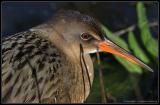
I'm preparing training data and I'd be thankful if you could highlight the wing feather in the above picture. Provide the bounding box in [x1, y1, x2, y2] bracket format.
[2, 30, 71, 103]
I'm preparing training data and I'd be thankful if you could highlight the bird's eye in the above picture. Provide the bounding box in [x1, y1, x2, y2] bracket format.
[80, 33, 92, 41]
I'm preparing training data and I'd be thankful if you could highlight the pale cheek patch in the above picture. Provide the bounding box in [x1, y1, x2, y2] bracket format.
[84, 49, 99, 55]
[88, 49, 98, 54]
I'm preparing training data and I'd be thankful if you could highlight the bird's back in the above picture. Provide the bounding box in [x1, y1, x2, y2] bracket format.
[2, 30, 79, 103]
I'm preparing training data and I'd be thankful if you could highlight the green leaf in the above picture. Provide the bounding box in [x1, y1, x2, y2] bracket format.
[128, 31, 150, 63]
[101, 25, 129, 50]
[101, 25, 143, 74]
[137, 2, 158, 58]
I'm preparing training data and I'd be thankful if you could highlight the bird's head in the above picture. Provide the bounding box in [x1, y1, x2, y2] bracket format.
[50, 10, 153, 72]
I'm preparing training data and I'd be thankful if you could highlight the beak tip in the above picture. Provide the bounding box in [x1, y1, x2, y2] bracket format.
[149, 69, 154, 72]
[144, 65, 154, 72]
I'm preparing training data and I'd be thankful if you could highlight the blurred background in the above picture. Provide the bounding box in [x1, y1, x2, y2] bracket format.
[2, 1, 158, 103]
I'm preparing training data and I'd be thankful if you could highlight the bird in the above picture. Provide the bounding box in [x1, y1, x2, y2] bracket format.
[2, 10, 153, 103]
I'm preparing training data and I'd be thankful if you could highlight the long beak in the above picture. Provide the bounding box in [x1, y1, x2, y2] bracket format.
[98, 39, 153, 72]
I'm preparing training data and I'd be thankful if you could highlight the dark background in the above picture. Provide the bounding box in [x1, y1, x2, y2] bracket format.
[2, 2, 158, 36]
[1, 1, 158, 103]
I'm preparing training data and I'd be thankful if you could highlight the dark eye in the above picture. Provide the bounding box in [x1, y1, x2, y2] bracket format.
[80, 33, 92, 41]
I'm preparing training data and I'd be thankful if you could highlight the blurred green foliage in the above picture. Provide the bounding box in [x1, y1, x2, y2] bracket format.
[128, 31, 150, 63]
[86, 2, 158, 103]
[137, 2, 158, 59]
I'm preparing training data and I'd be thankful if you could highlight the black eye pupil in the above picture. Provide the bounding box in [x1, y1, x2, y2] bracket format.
[81, 33, 91, 40]
[83, 34, 88, 38]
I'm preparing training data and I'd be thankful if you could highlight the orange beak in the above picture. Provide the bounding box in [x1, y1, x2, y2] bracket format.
[98, 40, 153, 72]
